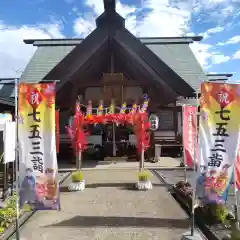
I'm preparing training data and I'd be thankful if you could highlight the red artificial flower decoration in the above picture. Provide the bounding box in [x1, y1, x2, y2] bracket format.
[67, 103, 150, 155]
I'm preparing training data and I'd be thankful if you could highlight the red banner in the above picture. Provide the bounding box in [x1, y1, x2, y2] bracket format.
[183, 106, 197, 167]
[55, 109, 60, 153]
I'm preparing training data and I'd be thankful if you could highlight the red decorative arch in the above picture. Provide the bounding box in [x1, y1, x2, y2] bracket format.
[66, 101, 150, 156]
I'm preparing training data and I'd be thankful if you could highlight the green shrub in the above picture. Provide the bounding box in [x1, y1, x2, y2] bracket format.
[0, 194, 18, 229]
[71, 171, 84, 182]
[0, 193, 32, 234]
[202, 203, 229, 225]
[215, 204, 228, 224]
[138, 170, 150, 182]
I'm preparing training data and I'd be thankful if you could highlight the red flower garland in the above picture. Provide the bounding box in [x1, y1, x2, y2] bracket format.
[67, 104, 150, 155]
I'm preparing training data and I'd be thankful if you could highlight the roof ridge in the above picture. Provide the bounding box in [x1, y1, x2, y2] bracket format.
[23, 36, 202, 45]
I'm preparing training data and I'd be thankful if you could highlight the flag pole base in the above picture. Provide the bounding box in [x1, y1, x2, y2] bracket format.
[181, 231, 204, 240]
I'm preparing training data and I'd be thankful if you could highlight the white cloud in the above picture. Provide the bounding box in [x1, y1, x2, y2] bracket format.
[233, 50, 240, 59]
[73, 0, 234, 69]
[73, 0, 191, 37]
[73, 16, 95, 37]
[202, 26, 224, 39]
[189, 42, 213, 68]
[217, 35, 240, 46]
[211, 54, 230, 64]
[0, 22, 64, 77]
[227, 36, 240, 44]
[73, 0, 213, 68]
[0, 0, 236, 79]
[73, 0, 137, 37]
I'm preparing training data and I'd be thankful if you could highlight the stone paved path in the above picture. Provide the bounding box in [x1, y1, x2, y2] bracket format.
[59, 157, 181, 171]
[16, 169, 195, 240]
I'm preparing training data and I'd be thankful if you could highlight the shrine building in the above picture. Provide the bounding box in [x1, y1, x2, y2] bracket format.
[0, 1, 234, 162]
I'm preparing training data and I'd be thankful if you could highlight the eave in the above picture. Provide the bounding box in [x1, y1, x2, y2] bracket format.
[0, 97, 14, 107]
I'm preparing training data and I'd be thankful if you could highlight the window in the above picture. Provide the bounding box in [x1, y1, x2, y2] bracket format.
[158, 110, 174, 130]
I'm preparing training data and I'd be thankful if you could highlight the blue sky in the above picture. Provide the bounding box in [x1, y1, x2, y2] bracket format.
[0, 0, 239, 81]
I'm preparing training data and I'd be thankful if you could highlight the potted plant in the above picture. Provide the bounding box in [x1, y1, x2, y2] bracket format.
[136, 170, 152, 190]
[68, 171, 85, 191]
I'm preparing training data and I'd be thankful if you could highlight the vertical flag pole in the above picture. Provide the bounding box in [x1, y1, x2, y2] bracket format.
[140, 143, 144, 171]
[76, 96, 82, 171]
[233, 166, 240, 229]
[182, 104, 188, 183]
[112, 99, 116, 158]
[14, 78, 20, 240]
[190, 91, 199, 236]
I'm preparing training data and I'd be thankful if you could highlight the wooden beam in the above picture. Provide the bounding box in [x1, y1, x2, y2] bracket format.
[70, 77, 149, 87]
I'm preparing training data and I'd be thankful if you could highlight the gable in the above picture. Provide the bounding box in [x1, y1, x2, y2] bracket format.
[20, 37, 206, 94]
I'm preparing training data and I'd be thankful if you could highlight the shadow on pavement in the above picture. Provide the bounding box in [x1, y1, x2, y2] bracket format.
[43, 216, 190, 229]
[60, 182, 166, 192]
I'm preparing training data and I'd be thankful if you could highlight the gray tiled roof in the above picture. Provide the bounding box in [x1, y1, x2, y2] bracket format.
[20, 45, 77, 83]
[0, 97, 14, 106]
[0, 79, 15, 101]
[20, 38, 206, 91]
[145, 44, 206, 91]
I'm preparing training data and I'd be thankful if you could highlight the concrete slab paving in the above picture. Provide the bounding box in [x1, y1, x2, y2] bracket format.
[16, 169, 195, 240]
[59, 157, 181, 171]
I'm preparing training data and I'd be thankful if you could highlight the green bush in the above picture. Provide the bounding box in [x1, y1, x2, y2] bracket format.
[215, 204, 228, 224]
[0, 194, 18, 230]
[201, 203, 229, 225]
[0, 194, 32, 234]
[138, 170, 150, 182]
[71, 171, 84, 182]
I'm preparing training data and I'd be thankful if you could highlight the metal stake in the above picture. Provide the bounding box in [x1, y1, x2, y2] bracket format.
[140, 139, 145, 171]
[14, 78, 20, 240]
[190, 91, 199, 236]
[182, 104, 188, 183]
[233, 167, 239, 229]
[112, 122, 116, 157]
[77, 148, 82, 171]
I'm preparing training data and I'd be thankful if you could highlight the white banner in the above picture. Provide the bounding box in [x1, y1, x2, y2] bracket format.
[197, 82, 240, 204]
[18, 83, 60, 210]
[4, 122, 16, 163]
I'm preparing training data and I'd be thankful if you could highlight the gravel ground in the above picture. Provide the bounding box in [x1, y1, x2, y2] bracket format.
[14, 169, 200, 240]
